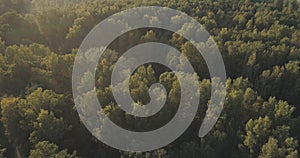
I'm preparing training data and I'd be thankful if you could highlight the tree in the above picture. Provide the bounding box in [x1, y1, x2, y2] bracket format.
[178, 142, 201, 158]
[0, 11, 42, 45]
[43, 53, 75, 93]
[242, 97, 298, 157]
[121, 149, 169, 158]
[0, 0, 30, 14]
[36, 9, 76, 52]
[244, 116, 272, 156]
[129, 65, 156, 104]
[0, 147, 6, 158]
[259, 137, 298, 158]
[259, 137, 282, 158]
[0, 97, 23, 146]
[29, 109, 71, 144]
[274, 0, 284, 10]
[29, 141, 78, 158]
[0, 88, 70, 157]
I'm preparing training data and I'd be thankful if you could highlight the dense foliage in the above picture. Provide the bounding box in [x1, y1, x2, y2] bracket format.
[0, 0, 300, 157]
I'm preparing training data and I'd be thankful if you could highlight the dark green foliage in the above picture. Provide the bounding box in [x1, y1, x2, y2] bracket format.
[29, 141, 79, 158]
[0, 0, 299, 157]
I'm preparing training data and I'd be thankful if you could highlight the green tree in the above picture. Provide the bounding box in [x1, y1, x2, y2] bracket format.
[29, 109, 71, 144]
[29, 141, 78, 158]
[36, 9, 76, 52]
[0, 147, 6, 158]
[259, 137, 282, 158]
[0, 11, 42, 45]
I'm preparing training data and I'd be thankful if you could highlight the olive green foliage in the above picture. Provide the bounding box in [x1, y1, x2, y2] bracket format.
[0, 0, 299, 157]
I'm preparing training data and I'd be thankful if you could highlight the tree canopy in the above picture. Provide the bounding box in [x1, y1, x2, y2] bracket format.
[0, 0, 300, 157]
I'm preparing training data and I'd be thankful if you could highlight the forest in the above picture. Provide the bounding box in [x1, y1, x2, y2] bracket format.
[0, 0, 300, 157]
